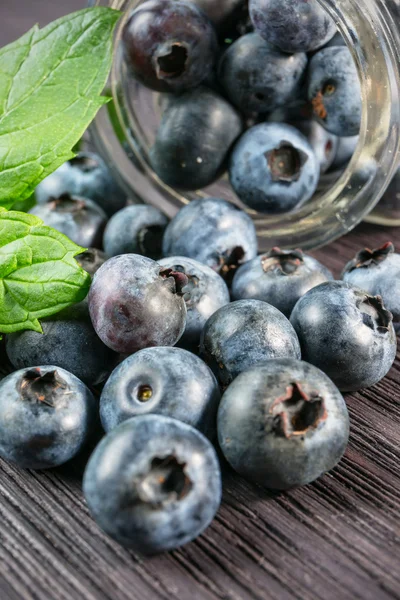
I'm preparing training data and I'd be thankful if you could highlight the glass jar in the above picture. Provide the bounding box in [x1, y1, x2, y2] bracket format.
[89, 0, 400, 250]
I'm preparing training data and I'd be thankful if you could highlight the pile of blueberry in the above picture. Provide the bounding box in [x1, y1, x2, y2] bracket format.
[0, 145, 398, 555]
[121, 0, 362, 214]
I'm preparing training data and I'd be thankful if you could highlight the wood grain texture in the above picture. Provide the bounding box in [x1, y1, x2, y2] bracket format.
[1, 3, 400, 599]
[1, 226, 400, 600]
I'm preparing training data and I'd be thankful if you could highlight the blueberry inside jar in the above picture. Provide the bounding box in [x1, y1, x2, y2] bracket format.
[90, 0, 400, 250]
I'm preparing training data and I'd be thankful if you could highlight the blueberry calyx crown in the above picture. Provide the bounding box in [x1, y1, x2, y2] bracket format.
[261, 248, 304, 276]
[358, 294, 393, 334]
[165, 264, 200, 306]
[270, 382, 327, 439]
[345, 242, 395, 273]
[19, 368, 67, 408]
[155, 42, 189, 80]
[137, 384, 153, 402]
[159, 267, 189, 296]
[312, 90, 328, 121]
[265, 143, 308, 183]
[314, 79, 337, 121]
[136, 455, 193, 507]
[69, 155, 99, 173]
[48, 193, 86, 213]
[325, 139, 334, 159]
[218, 246, 246, 283]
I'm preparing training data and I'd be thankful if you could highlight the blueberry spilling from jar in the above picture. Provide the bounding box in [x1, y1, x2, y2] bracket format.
[121, 0, 362, 214]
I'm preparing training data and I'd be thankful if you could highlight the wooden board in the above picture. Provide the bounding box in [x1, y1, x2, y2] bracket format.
[1, 222, 400, 600]
[1, 3, 400, 599]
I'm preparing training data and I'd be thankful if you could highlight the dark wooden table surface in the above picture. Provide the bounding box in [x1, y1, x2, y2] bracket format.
[1, 3, 400, 600]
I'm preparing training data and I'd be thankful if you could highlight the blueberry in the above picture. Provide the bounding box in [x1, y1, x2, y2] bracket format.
[291, 120, 338, 174]
[290, 281, 397, 391]
[30, 194, 107, 249]
[0, 366, 96, 469]
[150, 87, 243, 190]
[200, 299, 301, 387]
[232, 248, 333, 317]
[218, 358, 349, 490]
[267, 102, 314, 124]
[323, 31, 347, 49]
[100, 347, 220, 438]
[249, 0, 336, 53]
[308, 47, 361, 137]
[88, 254, 187, 354]
[103, 205, 169, 260]
[83, 415, 221, 553]
[158, 256, 230, 350]
[342, 242, 400, 331]
[188, 0, 244, 26]
[76, 248, 108, 277]
[229, 123, 320, 214]
[162, 198, 258, 282]
[6, 304, 116, 386]
[218, 33, 307, 114]
[122, 0, 218, 93]
[329, 135, 359, 171]
[268, 110, 338, 173]
[35, 152, 126, 217]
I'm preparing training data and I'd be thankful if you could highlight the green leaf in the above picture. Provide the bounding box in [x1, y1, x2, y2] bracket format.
[0, 7, 121, 209]
[11, 193, 36, 213]
[0, 208, 91, 333]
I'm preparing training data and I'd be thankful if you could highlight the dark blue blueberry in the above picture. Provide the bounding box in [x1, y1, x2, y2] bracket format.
[30, 194, 107, 249]
[308, 47, 361, 137]
[83, 415, 221, 553]
[267, 102, 314, 124]
[200, 299, 301, 387]
[158, 256, 230, 350]
[229, 123, 320, 214]
[0, 366, 96, 470]
[249, 0, 336, 53]
[6, 304, 117, 386]
[103, 205, 169, 260]
[88, 254, 187, 354]
[218, 358, 349, 489]
[35, 152, 126, 217]
[122, 0, 218, 93]
[163, 198, 257, 282]
[218, 33, 307, 114]
[189, 0, 245, 26]
[100, 347, 220, 438]
[329, 135, 359, 171]
[342, 242, 400, 331]
[150, 87, 243, 190]
[76, 248, 108, 277]
[232, 248, 333, 317]
[290, 281, 397, 391]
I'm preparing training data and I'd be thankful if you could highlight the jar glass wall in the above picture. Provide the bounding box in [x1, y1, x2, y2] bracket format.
[89, 0, 400, 250]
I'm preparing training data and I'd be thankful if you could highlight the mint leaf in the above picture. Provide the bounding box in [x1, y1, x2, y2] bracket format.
[11, 193, 36, 213]
[0, 7, 121, 209]
[0, 208, 91, 333]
